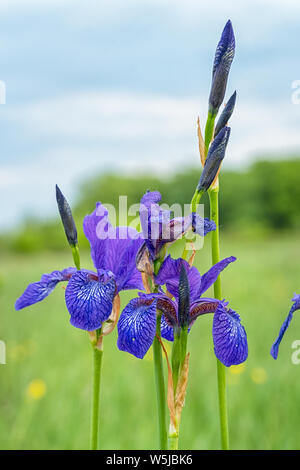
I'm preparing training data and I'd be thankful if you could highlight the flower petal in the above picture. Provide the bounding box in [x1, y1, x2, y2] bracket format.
[212, 303, 248, 367]
[15, 267, 76, 310]
[84, 203, 142, 290]
[65, 269, 116, 331]
[155, 256, 201, 303]
[198, 256, 236, 297]
[160, 315, 174, 342]
[271, 294, 300, 359]
[117, 297, 157, 359]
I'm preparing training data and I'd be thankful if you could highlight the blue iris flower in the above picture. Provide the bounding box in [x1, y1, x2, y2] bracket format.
[15, 202, 144, 331]
[271, 294, 300, 359]
[117, 255, 248, 367]
[137, 191, 216, 265]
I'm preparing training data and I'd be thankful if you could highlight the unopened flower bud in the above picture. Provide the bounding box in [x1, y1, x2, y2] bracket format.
[214, 90, 236, 137]
[208, 20, 235, 116]
[55, 185, 78, 247]
[197, 126, 231, 192]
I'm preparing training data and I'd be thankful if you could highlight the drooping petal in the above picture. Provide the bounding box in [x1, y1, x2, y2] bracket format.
[189, 298, 220, 321]
[271, 294, 300, 359]
[198, 256, 236, 297]
[165, 213, 215, 242]
[15, 267, 76, 310]
[117, 297, 157, 359]
[160, 314, 174, 342]
[212, 303, 248, 367]
[65, 269, 116, 331]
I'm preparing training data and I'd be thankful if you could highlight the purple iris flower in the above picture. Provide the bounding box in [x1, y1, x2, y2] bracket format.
[15, 202, 144, 331]
[271, 294, 300, 359]
[137, 191, 216, 264]
[209, 20, 235, 116]
[117, 255, 248, 367]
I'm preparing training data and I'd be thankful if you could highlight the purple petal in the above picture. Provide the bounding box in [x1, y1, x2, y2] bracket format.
[160, 314, 174, 342]
[65, 269, 116, 331]
[15, 267, 76, 310]
[271, 294, 300, 359]
[198, 256, 236, 297]
[117, 297, 157, 359]
[212, 303, 248, 367]
[189, 298, 220, 322]
[84, 203, 142, 290]
[155, 256, 201, 303]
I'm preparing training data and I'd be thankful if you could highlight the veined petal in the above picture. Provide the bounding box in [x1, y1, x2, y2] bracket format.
[117, 297, 157, 359]
[189, 298, 220, 322]
[160, 314, 174, 342]
[155, 256, 201, 304]
[198, 256, 236, 297]
[212, 303, 248, 367]
[271, 294, 300, 359]
[15, 267, 76, 310]
[65, 269, 116, 331]
[84, 202, 142, 290]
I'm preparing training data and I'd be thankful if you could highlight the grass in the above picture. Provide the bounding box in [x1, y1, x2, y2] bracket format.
[1, 231, 300, 450]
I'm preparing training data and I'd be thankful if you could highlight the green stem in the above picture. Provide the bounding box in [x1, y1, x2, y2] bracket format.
[153, 312, 168, 450]
[168, 424, 179, 450]
[208, 188, 229, 450]
[90, 337, 103, 450]
[204, 111, 216, 156]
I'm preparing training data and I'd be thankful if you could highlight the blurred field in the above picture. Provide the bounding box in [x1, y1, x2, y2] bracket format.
[1, 231, 300, 450]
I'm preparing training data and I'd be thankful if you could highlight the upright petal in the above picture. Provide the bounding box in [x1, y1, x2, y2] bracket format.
[15, 267, 76, 310]
[212, 303, 248, 367]
[155, 256, 201, 304]
[117, 297, 157, 359]
[84, 203, 142, 290]
[198, 256, 236, 297]
[271, 294, 300, 359]
[65, 269, 116, 331]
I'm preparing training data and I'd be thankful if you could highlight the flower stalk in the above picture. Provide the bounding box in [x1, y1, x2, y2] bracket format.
[208, 187, 229, 450]
[90, 329, 103, 450]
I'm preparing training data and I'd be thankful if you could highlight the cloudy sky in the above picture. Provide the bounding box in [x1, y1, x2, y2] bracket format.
[1, 0, 300, 229]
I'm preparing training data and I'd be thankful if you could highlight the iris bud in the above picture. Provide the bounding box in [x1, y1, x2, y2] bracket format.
[214, 90, 236, 138]
[208, 20, 235, 116]
[55, 185, 78, 247]
[197, 126, 231, 192]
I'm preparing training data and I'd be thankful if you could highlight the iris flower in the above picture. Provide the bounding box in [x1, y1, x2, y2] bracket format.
[271, 294, 300, 359]
[15, 202, 144, 331]
[137, 191, 216, 268]
[117, 255, 248, 367]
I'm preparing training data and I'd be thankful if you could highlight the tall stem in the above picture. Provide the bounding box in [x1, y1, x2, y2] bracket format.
[153, 312, 168, 450]
[90, 338, 103, 450]
[208, 188, 229, 450]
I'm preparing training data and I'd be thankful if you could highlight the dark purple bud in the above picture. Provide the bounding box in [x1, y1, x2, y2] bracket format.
[197, 127, 231, 192]
[209, 20, 235, 116]
[178, 264, 190, 329]
[214, 91, 236, 137]
[55, 185, 78, 246]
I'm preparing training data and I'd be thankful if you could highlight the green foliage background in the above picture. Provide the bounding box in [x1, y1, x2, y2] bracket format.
[1, 158, 300, 449]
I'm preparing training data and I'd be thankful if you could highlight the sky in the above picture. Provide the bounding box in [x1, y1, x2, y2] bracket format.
[1, 0, 300, 230]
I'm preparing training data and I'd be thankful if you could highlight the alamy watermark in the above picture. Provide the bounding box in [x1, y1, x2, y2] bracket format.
[96, 197, 207, 252]
[291, 340, 300, 364]
[0, 340, 6, 364]
[291, 80, 300, 104]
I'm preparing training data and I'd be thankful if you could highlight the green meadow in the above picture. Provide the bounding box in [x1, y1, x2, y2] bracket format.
[1, 231, 300, 450]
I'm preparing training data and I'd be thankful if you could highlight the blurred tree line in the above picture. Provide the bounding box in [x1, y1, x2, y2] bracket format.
[2, 158, 300, 254]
